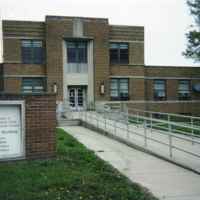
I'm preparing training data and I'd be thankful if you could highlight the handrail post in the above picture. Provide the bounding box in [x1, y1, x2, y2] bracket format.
[144, 119, 147, 147]
[96, 113, 99, 129]
[168, 115, 172, 132]
[150, 113, 153, 133]
[191, 117, 194, 145]
[114, 118, 117, 135]
[137, 111, 139, 127]
[127, 117, 129, 140]
[169, 133, 172, 158]
[104, 111, 106, 130]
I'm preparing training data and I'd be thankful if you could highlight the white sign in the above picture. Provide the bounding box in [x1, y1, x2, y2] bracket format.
[0, 104, 24, 160]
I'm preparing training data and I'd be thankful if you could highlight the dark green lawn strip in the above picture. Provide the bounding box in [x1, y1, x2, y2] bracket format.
[0, 128, 158, 200]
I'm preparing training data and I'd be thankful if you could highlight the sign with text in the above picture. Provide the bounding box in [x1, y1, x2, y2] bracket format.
[0, 105, 24, 160]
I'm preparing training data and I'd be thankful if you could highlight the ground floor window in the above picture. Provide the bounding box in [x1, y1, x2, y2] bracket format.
[178, 80, 191, 100]
[110, 78, 129, 101]
[21, 78, 46, 93]
[154, 80, 166, 101]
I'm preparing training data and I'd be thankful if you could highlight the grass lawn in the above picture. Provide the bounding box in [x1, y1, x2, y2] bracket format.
[0, 128, 157, 200]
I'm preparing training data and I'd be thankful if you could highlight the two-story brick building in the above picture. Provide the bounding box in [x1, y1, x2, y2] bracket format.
[1, 15, 200, 115]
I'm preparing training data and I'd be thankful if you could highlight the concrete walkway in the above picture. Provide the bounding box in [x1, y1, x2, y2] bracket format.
[61, 126, 200, 200]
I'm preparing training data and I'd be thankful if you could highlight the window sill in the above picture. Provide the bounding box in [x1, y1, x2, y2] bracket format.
[110, 64, 144, 67]
[110, 98, 129, 101]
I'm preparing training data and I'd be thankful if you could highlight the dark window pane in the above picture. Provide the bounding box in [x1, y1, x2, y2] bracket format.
[33, 47, 44, 64]
[21, 47, 32, 64]
[110, 43, 129, 64]
[110, 49, 119, 64]
[78, 43, 87, 63]
[120, 48, 129, 64]
[21, 40, 44, 64]
[67, 41, 87, 63]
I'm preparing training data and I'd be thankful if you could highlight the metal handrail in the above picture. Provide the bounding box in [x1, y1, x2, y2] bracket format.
[77, 111, 200, 161]
[128, 107, 200, 120]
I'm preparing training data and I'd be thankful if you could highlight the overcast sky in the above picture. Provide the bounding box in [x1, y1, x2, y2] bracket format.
[0, 0, 199, 66]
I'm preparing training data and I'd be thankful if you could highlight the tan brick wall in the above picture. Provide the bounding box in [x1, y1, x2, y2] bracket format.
[109, 25, 144, 41]
[145, 66, 200, 78]
[4, 78, 21, 93]
[46, 18, 73, 101]
[110, 66, 144, 76]
[84, 19, 110, 101]
[129, 42, 144, 65]
[130, 79, 145, 100]
[3, 64, 46, 76]
[3, 39, 21, 62]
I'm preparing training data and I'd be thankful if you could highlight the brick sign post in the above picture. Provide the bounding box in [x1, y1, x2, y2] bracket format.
[0, 94, 56, 161]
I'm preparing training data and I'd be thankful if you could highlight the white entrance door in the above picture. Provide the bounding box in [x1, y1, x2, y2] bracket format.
[68, 87, 86, 110]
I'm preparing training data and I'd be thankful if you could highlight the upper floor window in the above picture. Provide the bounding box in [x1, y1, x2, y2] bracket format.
[178, 80, 191, 100]
[110, 78, 129, 101]
[21, 40, 45, 64]
[154, 80, 166, 101]
[21, 78, 46, 93]
[67, 41, 87, 63]
[110, 43, 129, 64]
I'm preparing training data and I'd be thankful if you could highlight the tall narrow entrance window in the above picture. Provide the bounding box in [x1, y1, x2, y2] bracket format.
[110, 43, 129, 64]
[67, 41, 87, 63]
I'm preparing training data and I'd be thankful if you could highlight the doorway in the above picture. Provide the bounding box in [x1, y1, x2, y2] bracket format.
[68, 87, 86, 110]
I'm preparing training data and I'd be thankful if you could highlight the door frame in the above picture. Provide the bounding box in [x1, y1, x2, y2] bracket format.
[68, 86, 87, 111]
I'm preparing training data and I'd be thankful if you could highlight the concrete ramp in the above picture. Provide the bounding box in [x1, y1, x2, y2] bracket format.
[61, 126, 200, 200]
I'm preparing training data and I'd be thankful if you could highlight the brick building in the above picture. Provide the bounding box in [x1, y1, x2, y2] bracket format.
[1, 15, 200, 115]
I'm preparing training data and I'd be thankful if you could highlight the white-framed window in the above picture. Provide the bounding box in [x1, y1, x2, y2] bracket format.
[21, 78, 46, 93]
[110, 43, 129, 64]
[154, 80, 166, 101]
[110, 78, 129, 100]
[178, 80, 191, 100]
[67, 41, 87, 63]
[21, 40, 45, 64]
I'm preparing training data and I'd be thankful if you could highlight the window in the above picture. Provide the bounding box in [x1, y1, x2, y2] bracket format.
[178, 80, 191, 100]
[21, 40, 45, 64]
[110, 43, 129, 64]
[110, 78, 129, 100]
[67, 41, 87, 63]
[154, 80, 166, 101]
[21, 78, 46, 93]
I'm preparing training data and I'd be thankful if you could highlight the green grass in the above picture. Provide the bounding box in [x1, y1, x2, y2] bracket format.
[0, 128, 157, 200]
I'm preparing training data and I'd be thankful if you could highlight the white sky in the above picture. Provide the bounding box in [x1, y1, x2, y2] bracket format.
[0, 0, 199, 66]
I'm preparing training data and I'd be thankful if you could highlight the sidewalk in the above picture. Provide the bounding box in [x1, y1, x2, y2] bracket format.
[61, 126, 200, 200]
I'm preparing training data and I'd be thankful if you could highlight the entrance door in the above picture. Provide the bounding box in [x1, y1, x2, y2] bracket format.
[68, 87, 86, 110]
